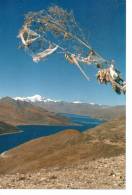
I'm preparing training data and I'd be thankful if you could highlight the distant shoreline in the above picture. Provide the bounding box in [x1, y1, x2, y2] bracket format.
[17, 123, 81, 127]
[0, 130, 23, 136]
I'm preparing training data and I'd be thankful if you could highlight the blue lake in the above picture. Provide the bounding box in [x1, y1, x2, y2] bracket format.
[0, 114, 103, 153]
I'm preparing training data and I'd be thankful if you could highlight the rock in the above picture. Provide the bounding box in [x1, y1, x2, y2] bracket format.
[49, 175, 57, 180]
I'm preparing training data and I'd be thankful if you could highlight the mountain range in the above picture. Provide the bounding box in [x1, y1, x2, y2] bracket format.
[0, 95, 125, 188]
[11, 94, 126, 121]
[0, 94, 125, 127]
[0, 97, 69, 126]
[13, 94, 106, 105]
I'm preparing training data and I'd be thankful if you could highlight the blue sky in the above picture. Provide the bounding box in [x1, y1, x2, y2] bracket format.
[0, 0, 126, 105]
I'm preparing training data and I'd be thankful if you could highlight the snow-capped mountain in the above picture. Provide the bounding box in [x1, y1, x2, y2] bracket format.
[0, 95, 110, 108]
[0, 95, 125, 120]
[89, 102, 96, 105]
[13, 95, 97, 105]
[14, 95, 59, 103]
[72, 101, 82, 104]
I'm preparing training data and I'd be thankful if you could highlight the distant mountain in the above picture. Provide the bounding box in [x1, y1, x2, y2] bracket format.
[13, 94, 104, 105]
[14, 94, 60, 103]
[0, 97, 69, 125]
[0, 116, 125, 174]
[12, 95, 126, 120]
[0, 121, 20, 135]
[35, 101, 125, 120]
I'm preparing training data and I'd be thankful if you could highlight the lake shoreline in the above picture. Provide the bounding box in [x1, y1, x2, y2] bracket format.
[0, 130, 23, 136]
[0, 114, 103, 153]
[17, 123, 80, 127]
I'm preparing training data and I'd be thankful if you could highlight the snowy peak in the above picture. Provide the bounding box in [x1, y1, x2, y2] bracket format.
[72, 101, 97, 105]
[14, 95, 58, 103]
[13, 95, 103, 106]
[72, 101, 82, 104]
[14, 95, 43, 102]
[89, 102, 96, 105]
[12, 95, 108, 107]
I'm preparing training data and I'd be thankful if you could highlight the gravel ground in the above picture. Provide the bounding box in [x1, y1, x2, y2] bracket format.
[0, 155, 125, 189]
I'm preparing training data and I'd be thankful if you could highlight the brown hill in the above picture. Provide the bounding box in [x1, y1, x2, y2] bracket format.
[0, 117, 125, 174]
[0, 121, 20, 135]
[0, 97, 69, 125]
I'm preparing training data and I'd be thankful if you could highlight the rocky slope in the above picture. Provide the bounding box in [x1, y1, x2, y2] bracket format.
[0, 155, 125, 189]
[0, 97, 69, 125]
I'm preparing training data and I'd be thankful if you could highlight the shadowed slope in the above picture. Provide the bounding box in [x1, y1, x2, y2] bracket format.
[0, 121, 20, 135]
